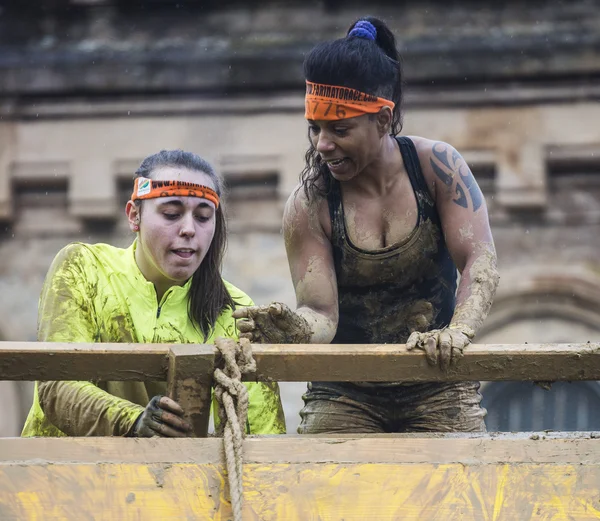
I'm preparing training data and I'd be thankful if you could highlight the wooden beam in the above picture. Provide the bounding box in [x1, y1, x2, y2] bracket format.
[1, 435, 599, 520]
[1, 432, 599, 465]
[0, 341, 168, 381]
[166, 345, 214, 438]
[0, 342, 599, 382]
[248, 342, 600, 382]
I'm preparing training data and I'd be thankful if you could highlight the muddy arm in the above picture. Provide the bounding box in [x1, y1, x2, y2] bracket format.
[404, 138, 499, 368]
[233, 188, 338, 344]
[37, 381, 144, 436]
[450, 245, 499, 334]
[34, 245, 143, 436]
[419, 139, 500, 335]
[283, 187, 339, 343]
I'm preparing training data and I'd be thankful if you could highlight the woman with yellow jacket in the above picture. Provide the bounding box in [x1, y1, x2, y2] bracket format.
[22, 149, 285, 437]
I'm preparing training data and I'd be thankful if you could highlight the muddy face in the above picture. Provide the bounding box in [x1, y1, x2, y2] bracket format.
[308, 115, 383, 183]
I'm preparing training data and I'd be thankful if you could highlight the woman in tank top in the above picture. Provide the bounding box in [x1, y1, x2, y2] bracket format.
[234, 16, 500, 433]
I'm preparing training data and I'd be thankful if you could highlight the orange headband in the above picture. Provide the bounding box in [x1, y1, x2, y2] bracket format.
[131, 177, 220, 209]
[305, 81, 395, 121]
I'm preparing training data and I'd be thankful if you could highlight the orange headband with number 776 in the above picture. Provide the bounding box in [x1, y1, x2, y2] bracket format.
[131, 177, 220, 209]
[305, 81, 395, 121]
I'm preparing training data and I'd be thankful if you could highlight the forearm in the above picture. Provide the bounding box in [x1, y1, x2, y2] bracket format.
[38, 380, 144, 436]
[450, 244, 500, 335]
[296, 305, 338, 344]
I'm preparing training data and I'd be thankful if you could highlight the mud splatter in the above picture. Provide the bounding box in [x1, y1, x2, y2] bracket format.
[332, 217, 449, 344]
[284, 186, 328, 250]
[452, 242, 500, 333]
[283, 187, 338, 344]
[295, 254, 338, 343]
[149, 464, 172, 488]
[345, 199, 417, 250]
[458, 222, 474, 243]
[236, 302, 314, 344]
[299, 381, 486, 432]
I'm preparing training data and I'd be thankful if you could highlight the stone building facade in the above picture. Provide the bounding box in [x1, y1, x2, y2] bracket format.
[1, 0, 600, 434]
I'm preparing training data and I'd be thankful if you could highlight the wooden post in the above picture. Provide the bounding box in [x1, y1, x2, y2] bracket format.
[166, 345, 215, 438]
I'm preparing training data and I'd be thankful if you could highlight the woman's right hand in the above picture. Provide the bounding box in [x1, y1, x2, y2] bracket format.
[233, 302, 312, 344]
[130, 395, 192, 437]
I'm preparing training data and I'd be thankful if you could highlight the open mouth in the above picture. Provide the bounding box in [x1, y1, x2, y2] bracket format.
[172, 249, 196, 259]
[326, 158, 346, 167]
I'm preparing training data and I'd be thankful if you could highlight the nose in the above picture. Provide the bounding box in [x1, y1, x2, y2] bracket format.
[316, 132, 335, 154]
[179, 213, 196, 237]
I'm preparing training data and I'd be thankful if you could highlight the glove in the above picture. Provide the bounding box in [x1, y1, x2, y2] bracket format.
[233, 302, 312, 344]
[130, 395, 192, 437]
[406, 323, 475, 371]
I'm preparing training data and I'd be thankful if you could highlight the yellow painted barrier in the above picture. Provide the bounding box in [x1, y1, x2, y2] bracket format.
[1, 435, 599, 520]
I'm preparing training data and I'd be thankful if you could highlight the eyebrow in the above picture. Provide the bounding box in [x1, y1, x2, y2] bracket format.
[307, 119, 351, 127]
[157, 199, 214, 210]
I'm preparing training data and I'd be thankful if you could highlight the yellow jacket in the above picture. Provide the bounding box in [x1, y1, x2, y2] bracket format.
[22, 241, 285, 437]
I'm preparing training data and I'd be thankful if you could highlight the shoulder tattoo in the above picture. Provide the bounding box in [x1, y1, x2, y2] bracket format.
[429, 141, 483, 211]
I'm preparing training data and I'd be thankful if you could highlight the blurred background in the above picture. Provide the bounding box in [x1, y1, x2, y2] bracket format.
[1, 0, 600, 436]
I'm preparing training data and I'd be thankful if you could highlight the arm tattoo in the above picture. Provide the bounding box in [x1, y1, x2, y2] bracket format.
[454, 183, 468, 208]
[429, 158, 453, 187]
[430, 142, 483, 211]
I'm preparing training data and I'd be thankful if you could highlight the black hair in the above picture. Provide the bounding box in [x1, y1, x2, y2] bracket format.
[134, 149, 235, 339]
[301, 16, 404, 199]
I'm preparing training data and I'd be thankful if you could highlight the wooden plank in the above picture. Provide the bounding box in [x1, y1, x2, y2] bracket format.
[1, 341, 600, 382]
[0, 342, 169, 381]
[1, 436, 600, 520]
[248, 342, 600, 382]
[166, 345, 214, 438]
[0, 433, 599, 465]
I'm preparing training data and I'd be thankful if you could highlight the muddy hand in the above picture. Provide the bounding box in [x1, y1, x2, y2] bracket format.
[131, 395, 192, 437]
[406, 324, 475, 370]
[233, 302, 312, 344]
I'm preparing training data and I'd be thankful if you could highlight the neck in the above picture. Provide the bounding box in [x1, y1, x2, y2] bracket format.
[134, 241, 178, 303]
[153, 280, 174, 303]
[348, 134, 402, 196]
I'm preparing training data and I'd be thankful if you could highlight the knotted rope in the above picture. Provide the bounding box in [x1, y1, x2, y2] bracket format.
[214, 337, 256, 521]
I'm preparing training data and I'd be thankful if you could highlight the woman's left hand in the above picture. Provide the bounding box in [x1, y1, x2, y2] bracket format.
[405, 324, 474, 371]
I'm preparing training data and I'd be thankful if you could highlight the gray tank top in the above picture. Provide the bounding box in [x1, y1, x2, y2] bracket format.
[327, 136, 458, 346]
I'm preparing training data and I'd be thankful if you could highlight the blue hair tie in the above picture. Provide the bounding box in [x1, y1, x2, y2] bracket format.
[348, 20, 377, 41]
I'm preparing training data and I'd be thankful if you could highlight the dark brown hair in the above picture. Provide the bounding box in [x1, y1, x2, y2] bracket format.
[134, 149, 235, 338]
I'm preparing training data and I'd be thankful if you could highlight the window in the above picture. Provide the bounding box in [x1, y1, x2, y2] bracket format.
[222, 171, 281, 232]
[225, 171, 279, 201]
[483, 381, 600, 431]
[117, 176, 135, 210]
[546, 146, 600, 224]
[220, 155, 282, 232]
[470, 162, 496, 196]
[12, 177, 79, 235]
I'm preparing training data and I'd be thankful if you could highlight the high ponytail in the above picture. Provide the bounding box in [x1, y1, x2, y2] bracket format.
[344, 16, 403, 135]
[348, 17, 401, 66]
